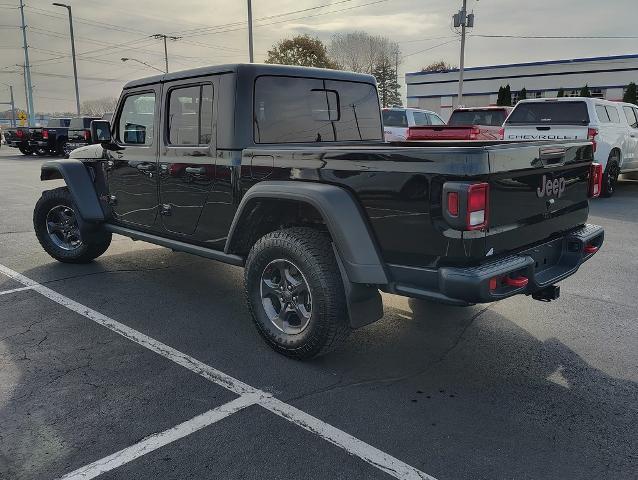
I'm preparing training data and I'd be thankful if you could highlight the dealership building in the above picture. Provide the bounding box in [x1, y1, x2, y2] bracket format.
[406, 53, 638, 120]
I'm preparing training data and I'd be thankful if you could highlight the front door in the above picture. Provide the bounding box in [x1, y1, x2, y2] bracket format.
[106, 87, 160, 228]
[158, 82, 216, 236]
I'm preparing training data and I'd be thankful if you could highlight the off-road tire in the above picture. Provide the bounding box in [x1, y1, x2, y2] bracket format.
[34, 187, 111, 263]
[601, 151, 620, 197]
[18, 146, 32, 155]
[244, 227, 350, 359]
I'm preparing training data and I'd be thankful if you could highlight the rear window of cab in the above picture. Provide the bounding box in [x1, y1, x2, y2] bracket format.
[506, 102, 589, 125]
[253, 75, 383, 143]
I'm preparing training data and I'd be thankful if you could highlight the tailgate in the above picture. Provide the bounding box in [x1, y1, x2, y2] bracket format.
[68, 129, 85, 142]
[29, 128, 43, 141]
[486, 141, 593, 255]
[503, 124, 588, 141]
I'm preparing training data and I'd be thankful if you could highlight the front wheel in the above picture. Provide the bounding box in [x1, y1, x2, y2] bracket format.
[244, 227, 350, 359]
[601, 152, 620, 197]
[34, 187, 112, 263]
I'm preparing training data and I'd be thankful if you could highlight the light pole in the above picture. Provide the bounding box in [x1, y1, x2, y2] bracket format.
[121, 58, 165, 73]
[52, 2, 80, 115]
[247, 0, 254, 63]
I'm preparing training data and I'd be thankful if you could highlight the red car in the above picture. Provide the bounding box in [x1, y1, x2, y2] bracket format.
[406, 106, 513, 141]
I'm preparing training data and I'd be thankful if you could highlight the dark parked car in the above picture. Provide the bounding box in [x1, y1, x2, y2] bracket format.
[34, 64, 604, 358]
[64, 116, 101, 157]
[28, 118, 71, 156]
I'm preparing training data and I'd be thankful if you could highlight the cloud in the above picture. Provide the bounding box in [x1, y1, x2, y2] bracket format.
[286, 13, 441, 37]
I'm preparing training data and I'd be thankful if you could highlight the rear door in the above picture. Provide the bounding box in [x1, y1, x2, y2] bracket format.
[486, 141, 593, 256]
[158, 81, 215, 236]
[503, 101, 590, 141]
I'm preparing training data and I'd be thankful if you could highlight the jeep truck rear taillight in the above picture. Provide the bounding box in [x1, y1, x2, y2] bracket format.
[84, 130, 91, 141]
[589, 162, 603, 198]
[443, 182, 490, 231]
[468, 126, 481, 140]
[587, 127, 598, 153]
[16, 129, 23, 137]
[42, 129, 49, 140]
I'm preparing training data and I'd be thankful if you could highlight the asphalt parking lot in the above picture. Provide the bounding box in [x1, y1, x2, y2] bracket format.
[0, 147, 636, 480]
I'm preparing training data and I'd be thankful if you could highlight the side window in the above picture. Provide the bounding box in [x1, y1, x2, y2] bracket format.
[595, 105, 610, 123]
[606, 106, 621, 124]
[166, 84, 214, 146]
[429, 113, 445, 125]
[412, 111, 430, 126]
[200, 84, 214, 144]
[118, 92, 156, 145]
[168, 86, 200, 145]
[623, 107, 638, 128]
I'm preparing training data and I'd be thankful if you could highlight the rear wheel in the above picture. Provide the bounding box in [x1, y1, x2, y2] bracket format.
[57, 140, 69, 157]
[244, 227, 350, 359]
[34, 187, 112, 263]
[601, 151, 620, 197]
[18, 146, 32, 155]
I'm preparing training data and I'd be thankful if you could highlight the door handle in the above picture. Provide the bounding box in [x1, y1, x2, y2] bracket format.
[185, 166, 206, 174]
[136, 163, 155, 171]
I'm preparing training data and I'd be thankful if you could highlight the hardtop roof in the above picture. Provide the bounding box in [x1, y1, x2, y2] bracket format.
[123, 63, 376, 89]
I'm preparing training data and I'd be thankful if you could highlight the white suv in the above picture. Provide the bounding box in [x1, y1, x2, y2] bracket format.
[382, 107, 446, 142]
[503, 97, 638, 196]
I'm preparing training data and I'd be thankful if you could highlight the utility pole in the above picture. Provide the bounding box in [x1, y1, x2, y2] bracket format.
[247, 0, 254, 63]
[18, 0, 35, 126]
[53, 3, 80, 115]
[152, 34, 181, 73]
[0, 84, 16, 127]
[19, 64, 30, 123]
[453, 0, 475, 106]
[9, 86, 16, 127]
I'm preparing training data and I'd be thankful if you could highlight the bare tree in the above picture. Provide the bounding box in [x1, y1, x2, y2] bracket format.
[328, 31, 400, 75]
[80, 97, 118, 116]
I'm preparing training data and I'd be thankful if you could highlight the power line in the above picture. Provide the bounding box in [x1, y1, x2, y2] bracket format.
[472, 34, 638, 39]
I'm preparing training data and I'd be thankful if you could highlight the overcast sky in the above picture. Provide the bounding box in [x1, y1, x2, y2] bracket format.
[1, 0, 636, 113]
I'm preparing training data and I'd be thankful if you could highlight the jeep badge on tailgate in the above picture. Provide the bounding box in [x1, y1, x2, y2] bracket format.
[537, 175, 566, 198]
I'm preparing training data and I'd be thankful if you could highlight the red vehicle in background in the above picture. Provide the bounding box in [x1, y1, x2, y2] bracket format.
[406, 106, 513, 141]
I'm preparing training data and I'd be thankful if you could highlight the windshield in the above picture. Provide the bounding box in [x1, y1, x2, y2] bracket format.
[449, 110, 507, 126]
[506, 102, 589, 125]
[382, 110, 408, 127]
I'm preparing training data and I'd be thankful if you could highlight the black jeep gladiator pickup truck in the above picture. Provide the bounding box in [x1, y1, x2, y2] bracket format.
[33, 64, 604, 358]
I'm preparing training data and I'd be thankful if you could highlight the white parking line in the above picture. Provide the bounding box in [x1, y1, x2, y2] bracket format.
[59, 394, 261, 480]
[0, 285, 34, 296]
[0, 264, 437, 480]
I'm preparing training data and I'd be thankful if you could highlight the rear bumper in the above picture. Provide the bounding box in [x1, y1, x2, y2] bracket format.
[29, 140, 49, 147]
[388, 224, 604, 305]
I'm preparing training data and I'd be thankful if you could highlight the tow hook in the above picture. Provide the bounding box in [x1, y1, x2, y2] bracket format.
[532, 285, 561, 302]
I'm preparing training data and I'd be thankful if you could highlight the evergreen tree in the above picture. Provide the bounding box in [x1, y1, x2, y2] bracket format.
[497, 85, 512, 106]
[623, 82, 637, 105]
[580, 84, 591, 97]
[557, 87, 565, 97]
[518, 87, 527, 102]
[373, 54, 402, 107]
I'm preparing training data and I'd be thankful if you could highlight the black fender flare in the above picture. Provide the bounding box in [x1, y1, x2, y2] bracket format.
[225, 181, 388, 285]
[40, 159, 105, 222]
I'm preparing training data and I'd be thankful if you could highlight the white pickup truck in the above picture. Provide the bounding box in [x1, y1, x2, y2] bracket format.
[503, 97, 638, 196]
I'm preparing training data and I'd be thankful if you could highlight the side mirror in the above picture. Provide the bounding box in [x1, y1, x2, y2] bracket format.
[90, 120, 112, 144]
